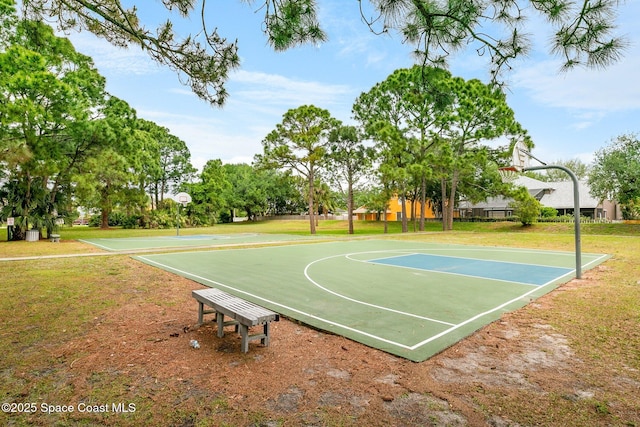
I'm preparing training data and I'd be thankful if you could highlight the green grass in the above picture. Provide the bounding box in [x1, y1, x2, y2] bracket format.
[2, 218, 639, 242]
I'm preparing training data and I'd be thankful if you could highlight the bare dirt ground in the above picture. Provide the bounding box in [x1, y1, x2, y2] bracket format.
[41, 257, 639, 427]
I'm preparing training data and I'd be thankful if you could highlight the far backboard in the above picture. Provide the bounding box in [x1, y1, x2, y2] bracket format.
[512, 140, 530, 171]
[174, 192, 192, 207]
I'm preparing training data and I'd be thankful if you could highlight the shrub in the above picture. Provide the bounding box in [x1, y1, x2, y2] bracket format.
[509, 190, 541, 226]
[540, 206, 558, 218]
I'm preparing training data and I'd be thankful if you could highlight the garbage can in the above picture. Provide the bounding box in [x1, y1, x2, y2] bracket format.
[25, 229, 39, 242]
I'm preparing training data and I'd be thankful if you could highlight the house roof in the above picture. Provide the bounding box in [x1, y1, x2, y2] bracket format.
[513, 176, 600, 209]
[462, 175, 601, 211]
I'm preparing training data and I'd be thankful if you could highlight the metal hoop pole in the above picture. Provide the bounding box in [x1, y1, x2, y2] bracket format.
[523, 165, 582, 279]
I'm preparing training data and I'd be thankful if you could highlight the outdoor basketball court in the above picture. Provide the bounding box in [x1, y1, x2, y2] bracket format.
[131, 239, 609, 361]
[80, 233, 323, 251]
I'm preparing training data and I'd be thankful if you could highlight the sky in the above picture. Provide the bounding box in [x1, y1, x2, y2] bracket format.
[63, 0, 640, 172]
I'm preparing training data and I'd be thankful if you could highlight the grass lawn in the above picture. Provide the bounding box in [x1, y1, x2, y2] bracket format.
[1, 220, 638, 426]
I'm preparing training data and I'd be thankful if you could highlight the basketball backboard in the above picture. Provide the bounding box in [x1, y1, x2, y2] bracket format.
[174, 192, 192, 207]
[511, 140, 530, 171]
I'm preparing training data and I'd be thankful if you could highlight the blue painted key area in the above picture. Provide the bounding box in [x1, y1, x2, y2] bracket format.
[369, 253, 574, 286]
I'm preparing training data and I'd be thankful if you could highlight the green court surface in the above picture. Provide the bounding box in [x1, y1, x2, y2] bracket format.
[81, 233, 323, 251]
[134, 240, 609, 362]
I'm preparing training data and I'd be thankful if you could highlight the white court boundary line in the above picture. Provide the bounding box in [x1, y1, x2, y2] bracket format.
[79, 233, 268, 251]
[137, 247, 610, 353]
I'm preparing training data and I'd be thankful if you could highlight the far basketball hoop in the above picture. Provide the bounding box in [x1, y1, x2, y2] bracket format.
[174, 192, 192, 207]
[173, 192, 192, 236]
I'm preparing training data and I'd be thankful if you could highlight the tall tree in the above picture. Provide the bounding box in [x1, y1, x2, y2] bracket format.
[137, 119, 196, 209]
[18, 0, 628, 106]
[72, 97, 141, 229]
[353, 66, 451, 232]
[0, 8, 109, 237]
[262, 169, 306, 215]
[257, 104, 337, 234]
[326, 124, 373, 234]
[222, 163, 271, 221]
[185, 159, 231, 225]
[436, 77, 530, 230]
[74, 148, 134, 229]
[588, 133, 640, 219]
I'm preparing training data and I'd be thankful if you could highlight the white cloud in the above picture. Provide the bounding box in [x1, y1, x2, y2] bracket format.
[137, 109, 265, 169]
[513, 55, 640, 112]
[67, 32, 159, 76]
[569, 111, 607, 131]
[135, 69, 361, 168]
[230, 70, 353, 107]
[168, 88, 197, 97]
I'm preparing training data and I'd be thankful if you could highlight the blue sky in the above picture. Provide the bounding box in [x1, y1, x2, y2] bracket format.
[64, 0, 640, 172]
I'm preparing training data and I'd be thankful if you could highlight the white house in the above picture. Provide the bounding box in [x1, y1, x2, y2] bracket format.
[459, 176, 622, 220]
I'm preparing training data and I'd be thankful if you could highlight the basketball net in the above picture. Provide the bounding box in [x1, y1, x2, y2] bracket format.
[498, 166, 521, 183]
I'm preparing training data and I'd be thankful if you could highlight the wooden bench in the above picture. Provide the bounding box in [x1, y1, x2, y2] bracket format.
[192, 288, 279, 353]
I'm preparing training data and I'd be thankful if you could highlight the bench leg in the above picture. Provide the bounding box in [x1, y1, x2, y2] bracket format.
[239, 324, 250, 353]
[238, 323, 272, 353]
[216, 312, 225, 338]
[197, 302, 204, 325]
[261, 322, 270, 346]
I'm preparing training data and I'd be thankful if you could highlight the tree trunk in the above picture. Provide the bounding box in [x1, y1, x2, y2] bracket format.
[441, 178, 449, 231]
[400, 194, 408, 233]
[448, 172, 459, 231]
[441, 173, 458, 231]
[347, 183, 354, 234]
[383, 204, 388, 234]
[308, 172, 316, 234]
[419, 175, 426, 231]
[101, 209, 109, 229]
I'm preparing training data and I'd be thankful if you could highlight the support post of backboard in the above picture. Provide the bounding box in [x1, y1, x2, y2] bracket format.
[523, 164, 582, 279]
[176, 204, 181, 236]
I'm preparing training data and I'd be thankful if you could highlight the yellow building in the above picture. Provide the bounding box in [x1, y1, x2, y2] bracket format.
[354, 196, 437, 221]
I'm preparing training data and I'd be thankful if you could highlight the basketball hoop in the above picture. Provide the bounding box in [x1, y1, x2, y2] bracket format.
[173, 192, 192, 236]
[174, 192, 192, 207]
